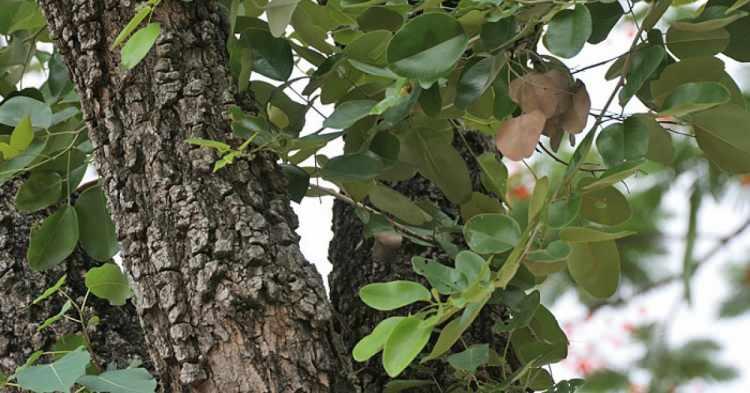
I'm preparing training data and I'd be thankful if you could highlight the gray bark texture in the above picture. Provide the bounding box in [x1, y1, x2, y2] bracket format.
[37, 1, 351, 392]
[0, 179, 149, 379]
[328, 134, 513, 392]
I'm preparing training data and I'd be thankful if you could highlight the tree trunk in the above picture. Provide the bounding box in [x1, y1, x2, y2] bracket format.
[0, 179, 149, 378]
[328, 134, 512, 391]
[38, 1, 351, 392]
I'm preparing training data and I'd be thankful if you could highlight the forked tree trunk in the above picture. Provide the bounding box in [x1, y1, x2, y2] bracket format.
[38, 1, 351, 391]
[0, 179, 149, 379]
[328, 134, 512, 392]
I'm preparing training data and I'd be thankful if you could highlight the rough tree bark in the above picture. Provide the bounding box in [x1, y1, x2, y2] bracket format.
[38, 1, 352, 392]
[328, 134, 513, 392]
[0, 179, 149, 379]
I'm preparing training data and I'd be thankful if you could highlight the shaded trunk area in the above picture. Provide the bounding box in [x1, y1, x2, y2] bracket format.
[38, 1, 351, 392]
[328, 133, 512, 392]
[0, 179, 149, 378]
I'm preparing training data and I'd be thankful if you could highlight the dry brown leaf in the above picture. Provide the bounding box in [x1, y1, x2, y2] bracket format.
[509, 70, 572, 119]
[495, 110, 546, 161]
[561, 80, 591, 134]
[543, 116, 565, 151]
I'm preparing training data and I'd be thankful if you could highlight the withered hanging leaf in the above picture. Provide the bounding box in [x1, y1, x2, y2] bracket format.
[561, 81, 591, 134]
[509, 70, 571, 118]
[495, 110, 546, 161]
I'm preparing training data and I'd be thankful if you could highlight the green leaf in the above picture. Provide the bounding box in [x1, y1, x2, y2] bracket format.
[560, 227, 635, 243]
[493, 290, 541, 332]
[0, 96, 52, 128]
[321, 153, 384, 182]
[359, 281, 431, 311]
[16, 347, 90, 393]
[244, 28, 293, 81]
[547, 195, 581, 229]
[0, 138, 47, 185]
[424, 299, 487, 361]
[112, 6, 152, 49]
[455, 54, 507, 110]
[638, 114, 674, 165]
[383, 316, 433, 377]
[581, 161, 643, 192]
[27, 206, 79, 271]
[267, 0, 300, 37]
[369, 183, 431, 226]
[32, 275, 66, 305]
[672, 6, 748, 32]
[690, 103, 750, 173]
[619, 46, 665, 105]
[480, 17, 515, 51]
[446, 344, 489, 374]
[280, 164, 309, 203]
[464, 214, 521, 254]
[650, 56, 726, 106]
[596, 119, 649, 168]
[527, 241, 571, 263]
[659, 82, 730, 117]
[477, 152, 508, 199]
[528, 177, 549, 224]
[85, 263, 133, 306]
[587, 2, 623, 44]
[567, 240, 621, 298]
[543, 6, 592, 58]
[386, 13, 468, 84]
[15, 172, 63, 213]
[511, 305, 568, 365]
[323, 100, 377, 129]
[75, 186, 120, 261]
[580, 186, 631, 226]
[412, 257, 462, 294]
[121, 23, 161, 70]
[666, 27, 729, 59]
[77, 368, 157, 393]
[353, 317, 404, 362]
[398, 127, 472, 205]
[7, 115, 33, 158]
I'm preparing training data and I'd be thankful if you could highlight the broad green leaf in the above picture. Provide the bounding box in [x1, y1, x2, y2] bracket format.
[85, 263, 133, 306]
[650, 56, 726, 106]
[280, 164, 309, 203]
[460, 192, 503, 222]
[267, 0, 300, 37]
[547, 195, 581, 229]
[2, 115, 33, 159]
[78, 368, 157, 393]
[27, 206, 79, 271]
[666, 27, 729, 59]
[357, 7, 404, 33]
[386, 13, 468, 84]
[418, 84, 442, 117]
[672, 6, 747, 32]
[16, 347, 90, 393]
[455, 250, 488, 287]
[587, 2, 623, 44]
[112, 6, 152, 49]
[643, 0, 671, 30]
[321, 153, 384, 182]
[636, 114, 674, 165]
[353, 317, 404, 362]
[493, 290, 541, 332]
[412, 257, 462, 294]
[369, 183, 431, 226]
[383, 316, 433, 377]
[32, 275, 66, 305]
[528, 177, 549, 224]
[343, 30, 392, 67]
[51, 335, 87, 360]
[560, 227, 635, 243]
[359, 281, 431, 311]
[0, 138, 47, 186]
[619, 46, 665, 105]
[76, 186, 120, 261]
[244, 28, 294, 81]
[121, 23, 161, 70]
[455, 54, 507, 110]
[723, 9, 750, 61]
[690, 103, 750, 173]
[596, 120, 649, 168]
[581, 161, 643, 192]
[543, 6, 592, 58]
[323, 100, 377, 129]
[424, 299, 487, 361]
[477, 152, 508, 198]
[446, 344, 489, 374]
[463, 213, 521, 254]
[15, 172, 63, 213]
[0, 96, 52, 128]
[659, 82, 730, 117]
[398, 128, 472, 204]
[511, 306, 568, 365]
[527, 241, 571, 263]
[480, 17, 515, 51]
[581, 186, 631, 226]
[567, 240, 621, 298]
